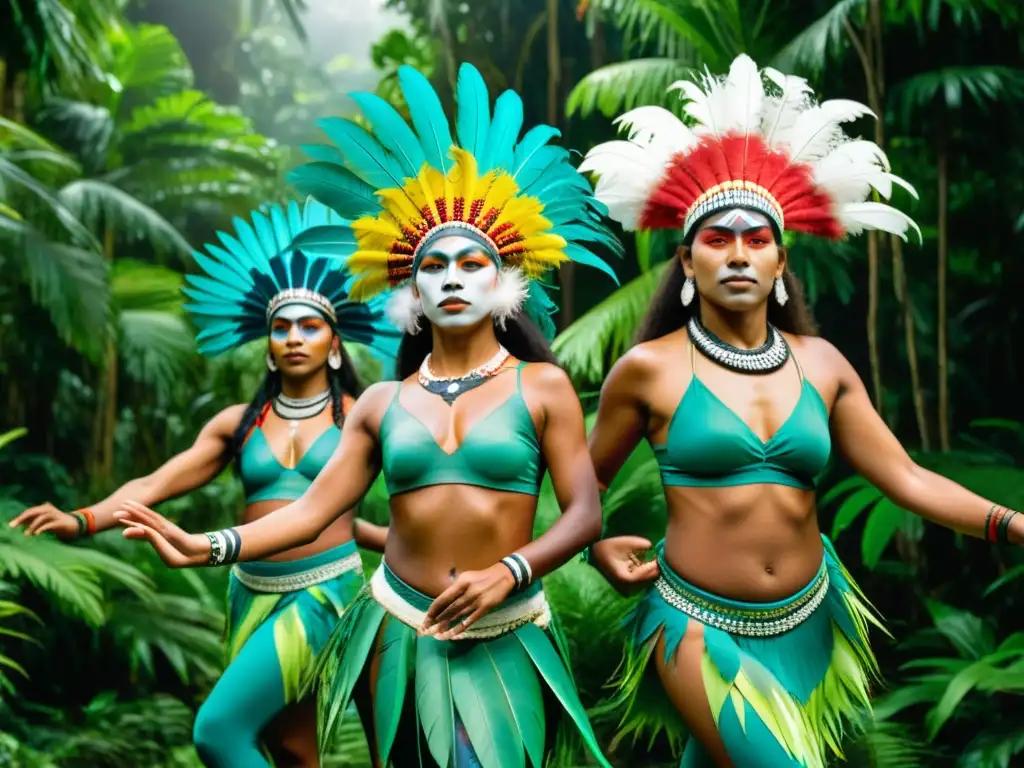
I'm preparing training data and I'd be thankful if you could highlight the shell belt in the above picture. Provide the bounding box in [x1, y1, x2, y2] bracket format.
[231, 551, 363, 594]
[369, 566, 551, 640]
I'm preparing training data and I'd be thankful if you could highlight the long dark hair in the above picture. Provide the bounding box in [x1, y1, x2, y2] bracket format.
[231, 340, 363, 458]
[396, 315, 559, 379]
[636, 251, 818, 344]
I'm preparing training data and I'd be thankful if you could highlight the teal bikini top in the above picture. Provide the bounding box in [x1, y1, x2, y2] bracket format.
[379, 362, 543, 497]
[239, 405, 341, 502]
[654, 344, 831, 490]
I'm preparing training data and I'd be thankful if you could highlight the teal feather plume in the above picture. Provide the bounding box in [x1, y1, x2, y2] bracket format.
[522, 284, 558, 341]
[481, 89, 523, 173]
[268, 203, 293, 253]
[455, 63, 491, 157]
[512, 125, 561, 174]
[299, 143, 346, 164]
[183, 199, 400, 360]
[316, 117, 407, 189]
[349, 91, 427, 178]
[511, 146, 566, 191]
[398, 65, 454, 172]
[564, 243, 620, 285]
[287, 163, 383, 220]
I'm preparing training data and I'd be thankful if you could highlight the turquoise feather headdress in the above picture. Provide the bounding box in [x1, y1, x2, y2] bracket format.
[285, 61, 622, 339]
[183, 198, 401, 359]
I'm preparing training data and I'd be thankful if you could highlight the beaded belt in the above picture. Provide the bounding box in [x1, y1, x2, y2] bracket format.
[231, 551, 362, 594]
[369, 562, 551, 640]
[654, 555, 829, 638]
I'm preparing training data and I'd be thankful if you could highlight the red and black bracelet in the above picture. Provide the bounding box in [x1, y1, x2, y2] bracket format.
[985, 505, 1017, 544]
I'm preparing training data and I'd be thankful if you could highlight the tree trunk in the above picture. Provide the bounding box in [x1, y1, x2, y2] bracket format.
[937, 137, 950, 451]
[548, 0, 574, 328]
[892, 235, 930, 450]
[95, 224, 118, 483]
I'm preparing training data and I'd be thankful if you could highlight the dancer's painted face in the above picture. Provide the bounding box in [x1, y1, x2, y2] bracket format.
[684, 208, 784, 312]
[414, 234, 500, 330]
[268, 303, 336, 375]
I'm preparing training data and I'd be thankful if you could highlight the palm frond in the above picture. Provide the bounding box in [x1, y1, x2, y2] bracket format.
[112, 261, 195, 397]
[773, 0, 866, 72]
[0, 220, 110, 359]
[111, 24, 194, 102]
[106, 593, 223, 683]
[566, 59, 694, 118]
[553, 262, 668, 385]
[0, 429, 28, 452]
[890, 66, 1024, 126]
[0, 532, 106, 625]
[584, 0, 718, 61]
[58, 180, 191, 259]
[35, 99, 116, 171]
[0, 157, 98, 248]
[841, 720, 933, 768]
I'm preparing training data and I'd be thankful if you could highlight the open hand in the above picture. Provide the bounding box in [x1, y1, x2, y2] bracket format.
[8, 503, 80, 540]
[592, 536, 660, 595]
[113, 500, 210, 568]
[421, 563, 517, 640]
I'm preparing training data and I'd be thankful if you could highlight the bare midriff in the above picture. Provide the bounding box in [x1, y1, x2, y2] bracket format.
[386, 485, 537, 596]
[662, 484, 823, 602]
[244, 501, 355, 562]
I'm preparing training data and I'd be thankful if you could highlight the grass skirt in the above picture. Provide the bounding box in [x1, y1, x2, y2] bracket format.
[314, 560, 612, 768]
[226, 540, 364, 703]
[605, 536, 885, 768]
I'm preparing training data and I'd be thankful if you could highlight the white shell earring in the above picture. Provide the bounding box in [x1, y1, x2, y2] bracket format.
[680, 277, 695, 307]
[774, 276, 789, 306]
[266, 353, 278, 372]
[328, 349, 342, 370]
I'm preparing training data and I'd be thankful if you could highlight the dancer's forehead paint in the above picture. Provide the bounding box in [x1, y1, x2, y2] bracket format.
[702, 208, 774, 234]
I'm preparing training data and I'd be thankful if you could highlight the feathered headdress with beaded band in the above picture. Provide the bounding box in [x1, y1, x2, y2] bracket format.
[579, 54, 920, 244]
[284, 61, 621, 339]
[183, 198, 401, 360]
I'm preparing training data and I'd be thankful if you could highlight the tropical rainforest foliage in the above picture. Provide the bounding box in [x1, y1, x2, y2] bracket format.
[1, 1, 1023, 766]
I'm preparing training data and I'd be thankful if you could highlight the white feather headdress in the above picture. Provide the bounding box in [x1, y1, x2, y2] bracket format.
[579, 54, 920, 243]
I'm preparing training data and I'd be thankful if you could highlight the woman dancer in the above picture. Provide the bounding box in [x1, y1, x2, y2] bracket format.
[11, 199, 399, 767]
[111, 62, 621, 767]
[580, 55, 1022, 768]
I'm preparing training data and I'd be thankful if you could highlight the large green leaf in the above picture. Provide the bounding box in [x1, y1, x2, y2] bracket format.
[553, 263, 668, 386]
[773, 0, 866, 72]
[566, 59, 693, 118]
[58, 180, 192, 259]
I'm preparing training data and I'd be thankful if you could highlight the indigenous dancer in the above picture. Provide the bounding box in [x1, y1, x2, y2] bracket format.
[111, 62, 621, 768]
[579, 54, 1023, 768]
[11, 198, 400, 767]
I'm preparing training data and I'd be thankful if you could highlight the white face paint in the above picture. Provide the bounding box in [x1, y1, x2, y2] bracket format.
[414, 234, 500, 330]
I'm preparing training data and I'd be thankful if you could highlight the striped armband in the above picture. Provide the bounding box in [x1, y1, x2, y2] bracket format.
[205, 528, 241, 566]
[500, 553, 533, 593]
[72, 508, 96, 537]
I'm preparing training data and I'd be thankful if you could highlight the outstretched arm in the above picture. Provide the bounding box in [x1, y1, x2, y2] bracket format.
[10, 405, 243, 539]
[117, 384, 393, 565]
[587, 350, 662, 590]
[829, 343, 1023, 545]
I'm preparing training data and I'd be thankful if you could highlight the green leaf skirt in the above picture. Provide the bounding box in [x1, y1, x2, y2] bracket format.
[313, 560, 614, 768]
[602, 536, 886, 768]
[226, 539, 365, 704]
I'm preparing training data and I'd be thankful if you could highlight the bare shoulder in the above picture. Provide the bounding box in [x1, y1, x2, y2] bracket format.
[519, 360, 574, 394]
[784, 334, 858, 401]
[207, 404, 249, 436]
[351, 380, 402, 416]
